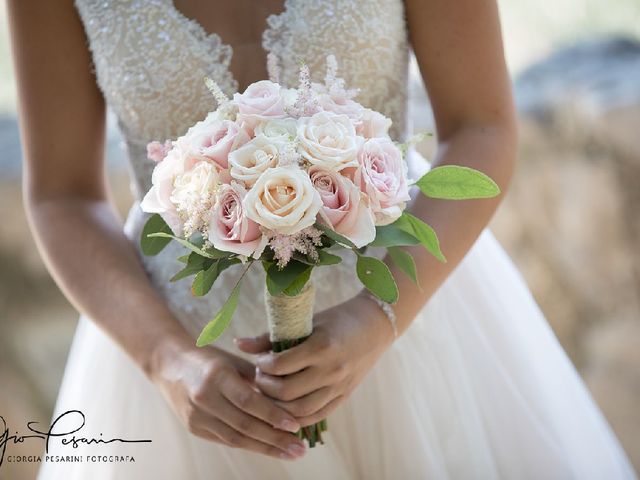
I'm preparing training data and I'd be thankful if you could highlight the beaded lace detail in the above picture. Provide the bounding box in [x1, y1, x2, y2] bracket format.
[74, 0, 411, 351]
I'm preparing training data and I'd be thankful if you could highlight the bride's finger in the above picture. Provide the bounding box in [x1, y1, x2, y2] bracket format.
[234, 333, 271, 354]
[273, 385, 336, 419]
[219, 371, 302, 434]
[216, 395, 307, 456]
[255, 366, 334, 401]
[204, 416, 302, 460]
[255, 335, 325, 375]
[292, 394, 345, 428]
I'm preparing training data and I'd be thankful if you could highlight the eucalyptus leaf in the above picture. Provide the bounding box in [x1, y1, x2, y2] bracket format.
[147, 232, 229, 259]
[266, 260, 310, 296]
[283, 266, 313, 296]
[171, 253, 212, 282]
[388, 247, 419, 286]
[355, 255, 398, 303]
[196, 280, 242, 347]
[191, 257, 241, 296]
[399, 213, 446, 263]
[140, 214, 172, 256]
[314, 222, 356, 249]
[316, 250, 342, 266]
[370, 222, 420, 247]
[415, 165, 500, 200]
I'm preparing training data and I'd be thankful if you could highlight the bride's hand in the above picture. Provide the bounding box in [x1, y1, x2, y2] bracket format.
[235, 292, 395, 427]
[149, 337, 308, 460]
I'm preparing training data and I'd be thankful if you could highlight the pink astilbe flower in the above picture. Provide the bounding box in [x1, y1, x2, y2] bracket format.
[323, 54, 359, 101]
[146, 140, 173, 163]
[285, 61, 320, 118]
[268, 226, 324, 268]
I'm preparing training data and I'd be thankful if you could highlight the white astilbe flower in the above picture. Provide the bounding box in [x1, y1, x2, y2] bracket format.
[266, 52, 281, 84]
[323, 54, 360, 100]
[170, 161, 220, 238]
[278, 140, 302, 167]
[204, 77, 237, 119]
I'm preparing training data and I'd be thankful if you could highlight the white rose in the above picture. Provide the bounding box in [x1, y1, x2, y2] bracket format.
[228, 135, 280, 187]
[254, 118, 297, 144]
[169, 161, 219, 214]
[244, 166, 322, 235]
[297, 111, 361, 171]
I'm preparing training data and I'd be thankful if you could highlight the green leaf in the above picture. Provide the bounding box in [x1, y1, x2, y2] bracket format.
[370, 221, 421, 247]
[191, 257, 241, 296]
[283, 266, 313, 296]
[147, 232, 229, 259]
[314, 222, 356, 249]
[177, 254, 190, 264]
[196, 280, 242, 347]
[140, 214, 172, 256]
[171, 253, 212, 282]
[387, 247, 419, 286]
[355, 255, 398, 303]
[316, 250, 342, 266]
[400, 213, 446, 263]
[266, 260, 310, 296]
[415, 165, 500, 200]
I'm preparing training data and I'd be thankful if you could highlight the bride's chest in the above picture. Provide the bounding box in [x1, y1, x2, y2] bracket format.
[74, 0, 409, 143]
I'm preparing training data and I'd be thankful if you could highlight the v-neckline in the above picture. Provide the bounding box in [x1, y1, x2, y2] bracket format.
[167, 0, 290, 93]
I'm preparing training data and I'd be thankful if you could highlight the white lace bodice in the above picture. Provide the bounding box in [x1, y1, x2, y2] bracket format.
[74, 0, 417, 351]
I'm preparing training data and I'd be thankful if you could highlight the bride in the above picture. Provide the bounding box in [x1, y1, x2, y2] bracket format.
[7, 0, 637, 478]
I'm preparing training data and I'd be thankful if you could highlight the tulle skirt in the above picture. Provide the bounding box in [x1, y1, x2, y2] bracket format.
[37, 216, 637, 479]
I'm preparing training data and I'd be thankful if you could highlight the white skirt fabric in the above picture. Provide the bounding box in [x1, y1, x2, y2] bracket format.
[38, 152, 637, 479]
[37, 232, 637, 479]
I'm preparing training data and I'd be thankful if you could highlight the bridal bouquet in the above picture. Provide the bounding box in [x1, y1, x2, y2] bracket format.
[139, 55, 500, 446]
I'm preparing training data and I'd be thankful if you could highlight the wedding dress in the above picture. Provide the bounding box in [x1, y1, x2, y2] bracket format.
[38, 0, 637, 478]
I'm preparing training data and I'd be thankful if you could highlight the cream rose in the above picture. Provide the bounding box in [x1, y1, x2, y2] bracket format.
[208, 183, 267, 258]
[309, 166, 375, 247]
[228, 135, 281, 187]
[297, 111, 361, 171]
[353, 138, 411, 226]
[244, 167, 322, 235]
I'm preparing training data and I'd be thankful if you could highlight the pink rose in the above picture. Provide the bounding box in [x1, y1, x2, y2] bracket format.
[356, 109, 392, 138]
[186, 119, 251, 170]
[312, 82, 364, 124]
[208, 183, 267, 258]
[233, 80, 287, 130]
[353, 138, 411, 226]
[309, 166, 375, 247]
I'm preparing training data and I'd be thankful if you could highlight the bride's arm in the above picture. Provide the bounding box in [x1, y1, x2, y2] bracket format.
[7, 0, 306, 460]
[236, 0, 517, 426]
[383, 0, 518, 334]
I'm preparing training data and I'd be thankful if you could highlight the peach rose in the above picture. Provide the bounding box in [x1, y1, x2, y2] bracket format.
[297, 111, 361, 171]
[208, 183, 267, 258]
[244, 166, 322, 235]
[353, 138, 411, 226]
[309, 166, 375, 247]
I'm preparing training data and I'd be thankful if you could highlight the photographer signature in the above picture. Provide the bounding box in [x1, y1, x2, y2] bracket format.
[0, 410, 152, 468]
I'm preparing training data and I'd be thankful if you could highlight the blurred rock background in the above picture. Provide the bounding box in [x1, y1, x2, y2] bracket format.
[1, 1, 639, 478]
